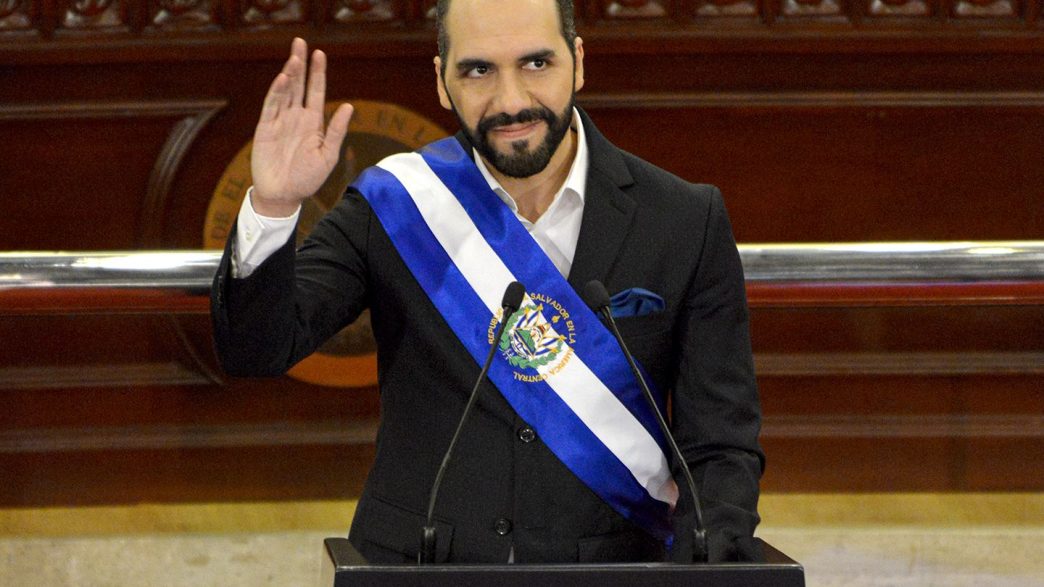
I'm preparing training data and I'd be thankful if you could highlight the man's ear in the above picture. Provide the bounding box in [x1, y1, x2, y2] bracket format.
[434, 56, 452, 111]
[573, 37, 585, 93]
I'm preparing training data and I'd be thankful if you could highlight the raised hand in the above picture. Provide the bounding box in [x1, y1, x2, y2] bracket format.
[250, 38, 354, 217]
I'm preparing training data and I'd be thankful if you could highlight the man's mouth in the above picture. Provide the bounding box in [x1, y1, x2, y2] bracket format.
[490, 120, 542, 141]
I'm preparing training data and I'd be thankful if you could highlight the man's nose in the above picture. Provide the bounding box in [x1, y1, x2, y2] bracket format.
[492, 70, 532, 116]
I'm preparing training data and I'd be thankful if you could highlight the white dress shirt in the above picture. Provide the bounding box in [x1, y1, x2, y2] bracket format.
[234, 108, 589, 278]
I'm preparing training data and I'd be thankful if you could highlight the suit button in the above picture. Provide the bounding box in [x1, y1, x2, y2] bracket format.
[518, 427, 536, 443]
[494, 518, 512, 536]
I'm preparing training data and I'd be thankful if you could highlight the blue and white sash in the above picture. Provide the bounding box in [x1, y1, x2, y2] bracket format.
[353, 137, 678, 540]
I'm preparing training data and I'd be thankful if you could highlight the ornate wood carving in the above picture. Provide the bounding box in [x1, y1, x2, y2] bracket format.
[605, 0, 668, 18]
[953, 0, 1017, 16]
[422, 0, 436, 20]
[150, 0, 215, 28]
[0, 0, 31, 31]
[781, 0, 844, 17]
[61, 0, 126, 29]
[242, 0, 305, 24]
[332, 0, 395, 22]
[0, 0, 1042, 45]
[695, 0, 760, 17]
[868, 0, 930, 16]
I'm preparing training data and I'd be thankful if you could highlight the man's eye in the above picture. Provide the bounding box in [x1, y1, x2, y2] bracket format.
[466, 65, 490, 78]
[525, 59, 547, 70]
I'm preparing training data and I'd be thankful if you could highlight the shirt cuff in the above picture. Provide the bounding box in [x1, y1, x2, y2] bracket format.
[233, 186, 301, 278]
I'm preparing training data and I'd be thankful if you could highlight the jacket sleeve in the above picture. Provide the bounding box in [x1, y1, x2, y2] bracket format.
[210, 189, 373, 377]
[669, 188, 764, 562]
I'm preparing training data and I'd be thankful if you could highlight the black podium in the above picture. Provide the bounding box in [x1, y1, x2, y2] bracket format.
[321, 537, 805, 587]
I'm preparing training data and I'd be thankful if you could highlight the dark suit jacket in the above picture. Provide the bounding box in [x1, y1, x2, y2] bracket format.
[211, 109, 764, 564]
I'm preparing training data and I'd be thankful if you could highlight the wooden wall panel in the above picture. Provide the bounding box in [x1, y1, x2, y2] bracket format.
[0, 445, 378, 506]
[2, 0, 1042, 506]
[0, 100, 225, 249]
[759, 375, 1043, 491]
[581, 93, 1044, 242]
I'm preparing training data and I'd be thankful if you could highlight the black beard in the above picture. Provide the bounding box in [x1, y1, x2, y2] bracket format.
[457, 97, 575, 179]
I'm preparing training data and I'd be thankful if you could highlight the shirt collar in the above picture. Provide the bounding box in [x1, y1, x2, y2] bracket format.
[473, 107, 589, 214]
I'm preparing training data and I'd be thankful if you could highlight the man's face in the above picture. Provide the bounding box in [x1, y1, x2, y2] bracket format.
[435, 0, 584, 178]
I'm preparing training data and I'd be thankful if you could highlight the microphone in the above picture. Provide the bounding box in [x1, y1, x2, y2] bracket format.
[580, 280, 709, 563]
[419, 280, 527, 564]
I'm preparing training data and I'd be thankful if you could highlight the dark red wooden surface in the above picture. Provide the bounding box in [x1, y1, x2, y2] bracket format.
[2, 0, 1042, 506]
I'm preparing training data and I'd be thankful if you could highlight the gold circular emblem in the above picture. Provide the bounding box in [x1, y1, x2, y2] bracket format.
[204, 100, 449, 387]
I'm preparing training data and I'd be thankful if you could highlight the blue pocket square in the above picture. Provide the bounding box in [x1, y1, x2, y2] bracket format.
[609, 287, 665, 318]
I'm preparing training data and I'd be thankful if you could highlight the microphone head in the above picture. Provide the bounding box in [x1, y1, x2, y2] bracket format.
[502, 281, 527, 313]
[580, 280, 611, 311]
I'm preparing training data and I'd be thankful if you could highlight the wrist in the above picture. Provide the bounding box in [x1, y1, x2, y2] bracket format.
[249, 189, 301, 219]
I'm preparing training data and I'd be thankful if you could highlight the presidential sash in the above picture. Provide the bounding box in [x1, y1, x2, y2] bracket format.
[353, 137, 679, 541]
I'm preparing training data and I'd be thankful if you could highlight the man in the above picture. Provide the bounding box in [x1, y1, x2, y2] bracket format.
[211, 0, 763, 564]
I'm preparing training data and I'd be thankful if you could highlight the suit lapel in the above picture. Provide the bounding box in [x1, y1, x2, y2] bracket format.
[567, 109, 637, 290]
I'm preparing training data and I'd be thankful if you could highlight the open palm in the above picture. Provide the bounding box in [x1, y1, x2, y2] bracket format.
[251, 38, 354, 217]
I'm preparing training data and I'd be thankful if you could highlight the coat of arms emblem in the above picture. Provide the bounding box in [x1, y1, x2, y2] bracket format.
[500, 302, 568, 370]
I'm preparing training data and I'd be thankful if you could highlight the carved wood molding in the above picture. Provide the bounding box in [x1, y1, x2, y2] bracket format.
[0, 362, 211, 389]
[3, 412, 1039, 453]
[761, 413, 1044, 438]
[579, 90, 1044, 109]
[4, 0, 1044, 62]
[0, 100, 226, 120]
[138, 101, 226, 247]
[4, 348, 1036, 387]
[2, 0, 1039, 34]
[6, 353, 1034, 389]
[755, 351, 1044, 376]
[0, 419, 381, 452]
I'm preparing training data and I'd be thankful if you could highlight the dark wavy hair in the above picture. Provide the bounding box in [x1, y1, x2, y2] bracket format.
[436, 0, 577, 77]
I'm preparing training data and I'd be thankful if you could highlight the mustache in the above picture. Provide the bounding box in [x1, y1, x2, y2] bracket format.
[477, 107, 556, 136]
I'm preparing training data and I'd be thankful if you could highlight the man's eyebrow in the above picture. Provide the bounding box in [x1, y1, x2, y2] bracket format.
[519, 49, 555, 64]
[455, 58, 492, 73]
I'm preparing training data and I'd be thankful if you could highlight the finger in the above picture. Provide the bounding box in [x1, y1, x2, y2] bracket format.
[305, 49, 328, 113]
[277, 60, 301, 109]
[322, 103, 354, 160]
[285, 37, 308, 108]
[258, 72, 288, 124]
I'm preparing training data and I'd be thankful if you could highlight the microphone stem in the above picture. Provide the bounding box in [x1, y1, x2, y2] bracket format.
[600, 307, 708, 563]
[421, 310, 513, 563]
